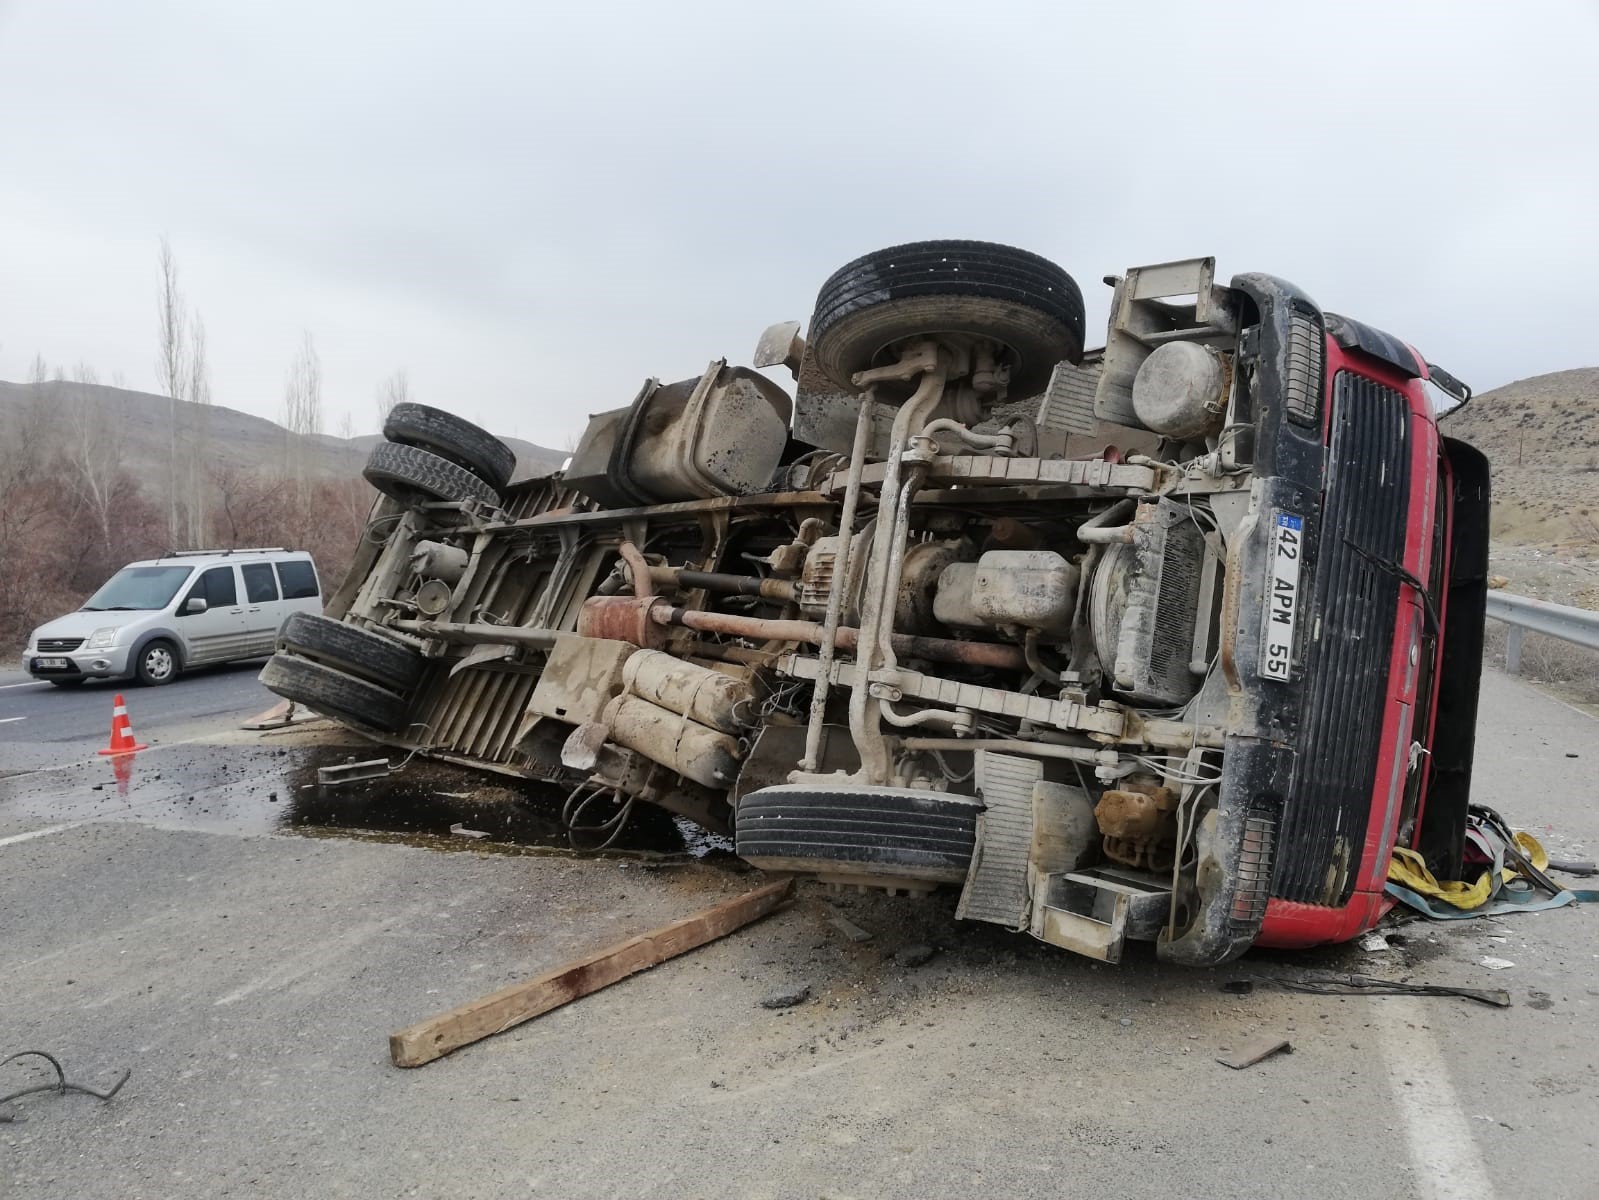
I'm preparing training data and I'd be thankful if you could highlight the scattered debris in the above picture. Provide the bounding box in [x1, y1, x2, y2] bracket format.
[1221, 979, 1254, 995]
[449, 823, 490, 840]
[389, 879, 793, 1067]
[1276, 973, 1511, 1009]
[0, 1051, 129, 1123]
[827, 915, 873, 944]
[893, 943, 937, 968]
[1480, 956, 1515, 971]
[761, 984, 812, 1010]
[1358, 931, 1392, 952]
[1216, 1035, 1292, 1070]
[317, 759, 392, 787]
[240, 700, 319, 731]
[1548, 858, 1597, 876]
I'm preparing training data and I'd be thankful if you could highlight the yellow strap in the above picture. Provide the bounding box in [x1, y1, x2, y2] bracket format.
[1386, 831, 1549, 911]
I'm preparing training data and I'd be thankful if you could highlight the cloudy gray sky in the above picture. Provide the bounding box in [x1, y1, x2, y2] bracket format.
[2, 1, 1596, 448]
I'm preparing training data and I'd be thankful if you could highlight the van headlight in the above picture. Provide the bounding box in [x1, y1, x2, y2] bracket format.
[85, 627, 119, 650]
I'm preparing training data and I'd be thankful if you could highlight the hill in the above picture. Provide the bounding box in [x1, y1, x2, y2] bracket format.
[1442, 366, 1599, 548]
[0, 380, 566, 484]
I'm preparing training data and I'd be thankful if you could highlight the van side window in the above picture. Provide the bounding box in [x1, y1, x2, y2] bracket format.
[186, 566, 236, 609]
[241, 563, 280, 603]
[276, 560, 320, 600]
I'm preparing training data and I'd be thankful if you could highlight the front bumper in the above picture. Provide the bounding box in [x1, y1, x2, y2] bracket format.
[25, 646, 133, 680]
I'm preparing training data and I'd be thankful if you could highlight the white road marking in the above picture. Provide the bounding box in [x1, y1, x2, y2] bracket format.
[0, 716, 26, 724]
[1375, 996, 1495, 1200]
[0, 823, 82, 848]
[0, 680, 48, 689]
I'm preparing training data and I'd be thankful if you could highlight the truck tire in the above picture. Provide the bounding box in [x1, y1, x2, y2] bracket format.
[383, 402, 516, 490]
[735, 784, 980, 884]
[276, 612, 425, 692]
[363, 441, 501, 510]
[809, 239, 1086, 397]
[259, 652, 408, 733]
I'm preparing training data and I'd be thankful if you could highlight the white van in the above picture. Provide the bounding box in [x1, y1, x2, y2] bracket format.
[23, 548, 322, 687]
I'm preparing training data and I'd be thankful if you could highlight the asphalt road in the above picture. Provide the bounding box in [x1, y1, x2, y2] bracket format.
[1, 669, 1595, 1199]
[0, 659, 278, 773]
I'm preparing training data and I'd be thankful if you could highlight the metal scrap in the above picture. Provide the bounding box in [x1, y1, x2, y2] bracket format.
[317, 759, 392, 787]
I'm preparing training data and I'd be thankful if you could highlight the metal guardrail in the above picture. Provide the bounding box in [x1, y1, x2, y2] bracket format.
[1484, 590, 1599, 674]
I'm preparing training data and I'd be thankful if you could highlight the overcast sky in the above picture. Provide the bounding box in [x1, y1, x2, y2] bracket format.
[2, 1, 1596, 448]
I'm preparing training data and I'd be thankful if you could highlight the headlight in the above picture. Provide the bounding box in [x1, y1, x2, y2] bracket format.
[85, 627, 119, 650]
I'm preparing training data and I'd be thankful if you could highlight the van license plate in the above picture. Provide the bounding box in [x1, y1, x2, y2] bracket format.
[36, 657, 70, 669]
[1260, 512, 1303, 682]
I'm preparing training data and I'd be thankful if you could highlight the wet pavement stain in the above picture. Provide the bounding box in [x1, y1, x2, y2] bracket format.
[280, 748, 692, 856]
[0, 739, 733, 862]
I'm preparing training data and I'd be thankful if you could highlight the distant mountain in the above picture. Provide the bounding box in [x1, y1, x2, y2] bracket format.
[1442, 367, 1599, 547]
[0, 379, 566, 483]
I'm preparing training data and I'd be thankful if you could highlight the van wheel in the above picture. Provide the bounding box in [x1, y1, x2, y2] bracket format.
[384, 403, 517, 491]
[277, 612, 425, 692]
[735, 784, 980, 885]
[135, 640, 180, 687]
[809, 239, 1086, 397]
[363, 442, 501, 510]
[259, 653, 407, 733]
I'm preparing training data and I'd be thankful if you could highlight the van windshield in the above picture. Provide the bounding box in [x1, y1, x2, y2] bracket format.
[81, 565, 194, 612]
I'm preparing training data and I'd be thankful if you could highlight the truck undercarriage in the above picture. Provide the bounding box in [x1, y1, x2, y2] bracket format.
[263, 241, 1489, 967]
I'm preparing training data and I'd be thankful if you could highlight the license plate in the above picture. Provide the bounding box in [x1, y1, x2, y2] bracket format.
[1260, 511, 1303, 682]
[36, 656, 70, 669]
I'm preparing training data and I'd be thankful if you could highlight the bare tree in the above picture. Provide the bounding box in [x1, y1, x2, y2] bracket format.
[156, 237, 187, 545]
[27, 353, 48, 385]
[376, 368, 411, 429]
[185, 314, 213, 546]
[61, 363, 123, 553]
[280, 331, 323, 485]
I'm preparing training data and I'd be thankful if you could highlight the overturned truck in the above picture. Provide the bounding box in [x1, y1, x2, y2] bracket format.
[263, 241, 1489, 967]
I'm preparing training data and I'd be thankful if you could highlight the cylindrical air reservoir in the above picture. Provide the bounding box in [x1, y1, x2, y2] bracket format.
[600, 694, 742, 789]
[621, 649, 750, 735]
[1131, 341, 1227, 439]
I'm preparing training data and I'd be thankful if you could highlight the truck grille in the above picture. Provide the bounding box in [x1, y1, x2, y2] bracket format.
[38, 638, 84, 652]
[413, 665, 540, 764]
[1272, 371, 1410, 906]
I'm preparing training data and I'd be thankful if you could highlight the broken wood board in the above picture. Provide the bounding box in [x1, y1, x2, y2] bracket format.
[389, 878, 794, 1068]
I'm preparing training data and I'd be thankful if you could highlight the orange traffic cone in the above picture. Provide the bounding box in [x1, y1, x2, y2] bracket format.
[97, 693, 148, 756]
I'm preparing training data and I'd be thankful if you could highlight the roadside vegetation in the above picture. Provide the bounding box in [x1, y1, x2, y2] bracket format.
[0, 239, 382, 655]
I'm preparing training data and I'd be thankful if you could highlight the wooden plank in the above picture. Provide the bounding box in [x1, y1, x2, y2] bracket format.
[389, 878, 794, 1068]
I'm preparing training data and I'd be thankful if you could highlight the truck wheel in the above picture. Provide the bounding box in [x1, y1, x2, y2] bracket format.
[259, 653, 407, 733]
[362, 441, 501, 510]
[276, 612, 425, 692]
[809, 239, 1086, 397]
[383, 402, 517, 490]
[135, 639, 180, 686]
[735, 784, 980, 885]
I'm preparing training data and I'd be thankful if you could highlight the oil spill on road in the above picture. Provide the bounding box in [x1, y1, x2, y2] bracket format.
[280, 748, 691, 856]
[0, 739, 707, 859]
